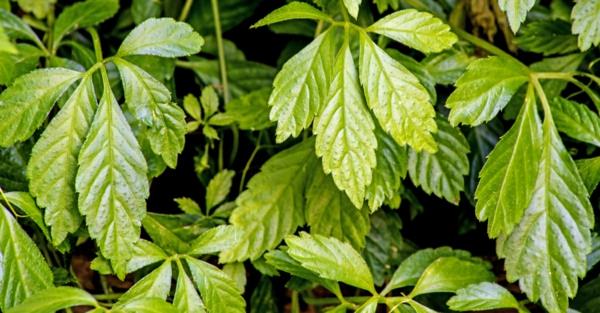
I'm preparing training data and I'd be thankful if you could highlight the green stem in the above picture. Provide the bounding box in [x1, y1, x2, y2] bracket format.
[0, 187, 25, 218]
[531, 77, 552, 121]
[179, 0, 194, 21]
[239, 132, 263, 193]
[210, 0, 230, 103]
[87, 28, 110, 88]
[451, 27, 526, 69]
[93, 293, 123, 301]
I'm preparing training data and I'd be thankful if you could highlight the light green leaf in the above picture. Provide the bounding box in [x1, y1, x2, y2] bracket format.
[184, 94, 202, 120]
[120, 261, 172, 302]
[407, 300, 438, 313]
[15, 0, 55, 19]
[252, 2, 331, 28]
[383, 247, 488, 295]
[115, 298, 178, 313]
[76, 86, 149, 276]
[206, 170, 235, 209]
[447, 282, 526, 312]
[366, 9, 457, 53]
[224, 88, 274, 131]
[305, 162, 370, 249]
[269, 29, 336, 142]
[497, 118, 594, 313]
[118, 18, 203, 57]
[0, 9, 42, 45]
[343, 0, 361, 18]
[356, 297, 378, 313]
[365, 129, 407, 211]
[410, 257, 495, 297]
[220, 140, 314, 262]
[571, 0, 600, 51]
[0, 44, 43, 86]
[446, 56, 529, 126]
[475, 85, 543, 238]
[190, 225, 240, 255]
[127, 239, 168, 273]
[0, 68, 81, 147]
[223, 262, 247, 292]
[498, 0, 535, 32]
[5, 287, 97, 313]
[174, 261, 205, 313]
[315, 43, 377, 208]
[286, 232, 375, 293]
[115, 58, 186, 168]
[53, 0, 119, 48]
[0, 26, 16, 54]
[186, 257, 246, 313]
[27, 77, 97, 246]
[201, 86, 219, 118]
[359, 33, 436, 153]
[551, 97, 600, 147]
[0, 205, 53, 311]
[408, 118, 469, 204]
[142, 213, 191, 254]
[3, 192, 50, 241]
[576, 156, 600, 193]
[515, 20, 578, 56]
[174, 197, 202, 215]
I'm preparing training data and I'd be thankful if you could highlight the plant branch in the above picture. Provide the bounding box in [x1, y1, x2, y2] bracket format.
[179, 0, 194, 21]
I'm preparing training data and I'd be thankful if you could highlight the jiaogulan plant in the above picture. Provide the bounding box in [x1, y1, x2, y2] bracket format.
[0, 0, 600, 312]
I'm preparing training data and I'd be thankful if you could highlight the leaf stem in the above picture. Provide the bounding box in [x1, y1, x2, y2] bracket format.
[451, 27, 527, 69]
[239, 132, 263, 193]
[531, 77, 552, 122]
[210, 0, 229, 103]
[179, 0, 194, 21]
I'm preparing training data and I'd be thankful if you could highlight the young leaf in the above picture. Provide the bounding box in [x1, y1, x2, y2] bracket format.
[0, 68, 81, 146]
[447, 282, 526, 312]
[5, 287, 98, 313]
[206, 170, 235, 209]
[0, 26, 16, 54]
[498, 118, 594, 313]
[0, 9, 42, 46]
[186, 257, 246, 313]
[269, 29, 336, 142]
[114, 298, 179, 313]
[174, 266, 206, 313]
[409, 257, 495, 297]
[76, 86, 149, 275]
[408, 118, 469, 204]
[551, 97, 600, 147]
[515, 20, 578, 56]
[365, 129, 407, 211]
[220, 140, 314, 262]
[343, 0, 361, 18]
[314, 43, 377, 208]
[252, 2, 332, 28]
[120, 261, 172, 302]
[115, 58, 186, 168]
[174, 197, 202, 215]
[475, 85, 542, 237]
[224, 88, 274, 131]
[358, 33, 436, 153]
[446, 56, 529, 126]
[117, 18, 203, 57]
[498, 0, 535, 32]
[190, 225, 240, 255]
[366, 9, 457, 53]
[285, 232, 375, 293]
[0, 205, 53, 311]
[305, 162, 370, 249]
[127, 239, 169, 273]
[52, 0, 119, 48]
[571, 0, 600, 51]
[576, 156, 600, 193]
[27, 77, 97, 246]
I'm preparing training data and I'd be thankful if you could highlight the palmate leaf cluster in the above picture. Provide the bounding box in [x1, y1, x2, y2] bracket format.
[1, 0, 600, 313]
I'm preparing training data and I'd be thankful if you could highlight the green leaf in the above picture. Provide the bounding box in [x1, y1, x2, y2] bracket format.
[252, 2, 331, 28]
[359, 33, 436, 153]
[115, 58, 186, 168]
[5, 287, 97, 313]
[365, 129, 407, 211]
[118, 18, 203, 57]
[249, 276, 278, 313]
[447, 282, 525, 312]
[224, 88, 274, 131]
[174, 263, 206, 313]
[0, 205, 53, 311]
[421, 47, 475, 86]
[142, 213, 191, 254]
[0, 26, 16, 54]
[551, 97, 600, 147]
[446, 56, 529, 126]
[184, 94, 202, 121]
[76, 86, 149, 276]
[0, 9, 42, 45]
[190, 225, 240, 255]
[530, 53, 585, 100]
[186, 257, 246, 313]
[382, 247, 487, 295]
[285, 232, 375, 293]
[498, 0, 535, 32]
[174, 197, 202, 215]
[515, 20, 578, 56]
[0, 68, 81, 146]
[0, 142, 30, 191]
[576, 156, 600, 193]
[115, 298, 178, 313]
[0, 44, 43, 86]
[407, 300, 437, 313]
[571, 0, 600, 51]
[408, 118, 469, 204]
[27, 77, 97, 246]
[315, 43, 377, 208]
[15, 0, 55, 19]
[475, 85, 543, 237]
[343, 0, 361, 18]
[53, 0, 119, 49]
[497, 118, 594, 313]
[264, 250, 342, 295]
[131, 0, 162, 24]
[127, 239, 168, 273]
[366, 9, 457, 53]
[223, 262, 247, 292]
[120, 261, 172, 302]
[3, 192, 50, 241]
[269, 29, 336, 141]
[409, 257, 495, 297]
[305, 162, 370, 249]
[206, 170, 235, 209]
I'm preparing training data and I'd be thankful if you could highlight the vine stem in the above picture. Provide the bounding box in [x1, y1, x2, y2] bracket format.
[210, 0, 230, 103]
[179, 0, 194, 21]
